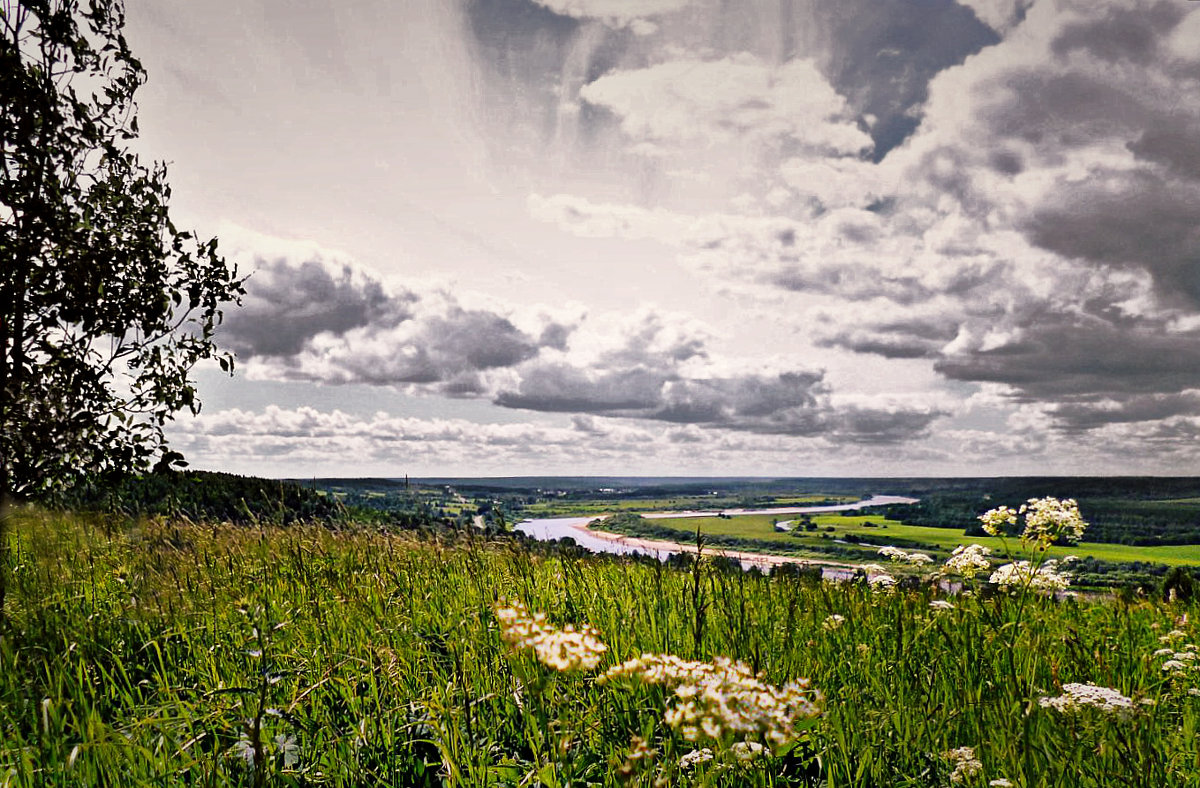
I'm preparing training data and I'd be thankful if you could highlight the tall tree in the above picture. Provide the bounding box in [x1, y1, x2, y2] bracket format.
[0, 0, 243, 617]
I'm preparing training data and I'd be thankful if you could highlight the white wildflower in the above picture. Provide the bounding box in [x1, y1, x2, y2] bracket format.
[1153, 648, 1175, 657]
[1019, 497, 1087, 546]
[943, 746, 983, 784]
[599, 653, 821, 747]
[880, 546, 935, 565]
[730, 741, 766, 761]
[1163, 660, 1187, 672]
[990, 780, 1014, 787]
[1037, 683, 1133, 714]
[979, 505, 1017, 536]
[823, 614, 846, 630]
[868, 573, 897, 590]
[929, 600, 955, 611]
[679, 748, 714, 770]
[495, 600, 607, 672]
[944, 544, 992, 578]
[988, 560, 1071, 591]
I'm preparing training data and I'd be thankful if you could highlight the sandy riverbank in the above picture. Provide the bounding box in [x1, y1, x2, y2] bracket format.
[569, 518, 862, 574]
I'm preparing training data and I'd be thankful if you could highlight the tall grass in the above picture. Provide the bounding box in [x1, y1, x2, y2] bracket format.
[1, 508, 1198, 786]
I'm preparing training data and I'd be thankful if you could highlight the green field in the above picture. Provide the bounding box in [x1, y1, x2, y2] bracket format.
[3, 507, 1200, 786]
[521, 494, 855, 517]
[638, 513, 1200, 566]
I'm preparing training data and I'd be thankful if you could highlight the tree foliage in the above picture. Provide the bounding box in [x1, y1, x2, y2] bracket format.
[0, 0, 243, 501]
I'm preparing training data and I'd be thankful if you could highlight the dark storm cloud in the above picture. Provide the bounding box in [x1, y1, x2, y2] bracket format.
[818, 0, 997, 158]
[223, 257, 417, 358]
[496, 364, 944, 442]
[817, 318, 960, 359]
[935, 314, 1200, 402]
[1024, 175, 1200, 307]
[222, 256, 564, 391]
[1049, 2, 1183, 65]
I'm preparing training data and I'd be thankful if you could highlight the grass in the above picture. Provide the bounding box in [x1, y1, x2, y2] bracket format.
[640, 513, 1200, 566]
[521, 495, 856, 517]
[3, 507, 1200, 785]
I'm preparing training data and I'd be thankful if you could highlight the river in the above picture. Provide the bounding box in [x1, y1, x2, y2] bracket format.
[515, 494, 917, 577]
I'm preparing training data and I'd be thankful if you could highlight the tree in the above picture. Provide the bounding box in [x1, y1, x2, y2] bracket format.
[0, 0, 243, 617]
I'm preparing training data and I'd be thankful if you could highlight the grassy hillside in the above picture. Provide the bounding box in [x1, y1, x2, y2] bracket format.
[3, 508, 1200, 785]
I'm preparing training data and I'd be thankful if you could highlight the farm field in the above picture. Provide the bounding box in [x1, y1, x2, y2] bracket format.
[607, 512, 1200, 567]
[3, 507, 1200, 786]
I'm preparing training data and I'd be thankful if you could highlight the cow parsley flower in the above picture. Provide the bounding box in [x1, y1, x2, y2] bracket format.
[679, 748, 714, 770]
[823, 614, 846, 630]
[989, 560, 1071, 591]
[943, 544, 992, 578]
[868, 573, 897, 590]
[929, 600, 955, 611]
[979, 506, 1018, 536]
[879, 546, 934, 565]
[942, 746, 983, 784]
[1019, 497, 1087, 546]
[1038, 683, 1133, 715]
[599, 653, 821, 746]
[495, 600, 607, 672]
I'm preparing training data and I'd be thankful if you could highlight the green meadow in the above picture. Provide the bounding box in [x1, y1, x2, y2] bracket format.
[638, 513, 1200, 567]
[4, 507, 1200, 786]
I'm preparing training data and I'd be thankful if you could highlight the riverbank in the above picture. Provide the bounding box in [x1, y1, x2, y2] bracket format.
[570, 517, 862, 576]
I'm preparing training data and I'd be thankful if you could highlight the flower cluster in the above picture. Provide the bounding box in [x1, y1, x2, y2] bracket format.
[980, 497, 1087, 549]
[494, 600, 608, 672]
[599, 653, 821, 746]
[878, 546, 934, 565]
[1037, 683, 1134, 715]
[868, 573, 897, 590]
[979, 506, 1018, 536]
[823, 614, 846, 630]
[942, 746, 983, 784]
[678, 748, 714, 770]
[1155, 639, 1199, 678]
[929, 600, 955, 611]
[943, 544, 992, 578]
[988, 559, 1072, 591]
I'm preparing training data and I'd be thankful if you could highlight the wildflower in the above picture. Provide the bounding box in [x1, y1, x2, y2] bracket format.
[823, 614, 846, 630]
[943, 746, 983, 784]
[730, 741, 766, 761]
[990, 780, 1014, 787]
[1037, 683, 1133, 714]
[868, 573, 897, 590]
[879, 546, 933, 565]
[988, 560, 1071, 591]
[979, 505, 1018, 536]
[679, 748, 714, 770]
[929, 600, 955, 611]
[1163, 660, 1187, 672]
[1153, 648, 1174, 657]
[1160, 629, 1189, 642]
[495, 600, 607, 672]
[599, 654, 821, 747]
[1019, 497, 1087, 546]
[943, 544, 992, 578]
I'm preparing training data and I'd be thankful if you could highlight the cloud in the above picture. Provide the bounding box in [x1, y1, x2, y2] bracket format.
[220, 251, 570, 395]
[528, 0, 693, 29]
[580, 54, 872, 155]
[957, 0, 1032, 33]
[222, 256, 417, 359]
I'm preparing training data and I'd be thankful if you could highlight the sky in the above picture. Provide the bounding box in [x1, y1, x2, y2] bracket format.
[121, 0, 1200, 478]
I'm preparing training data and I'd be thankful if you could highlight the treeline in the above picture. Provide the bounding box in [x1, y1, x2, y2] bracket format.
[878, 484, 1200, 546]
[63, 471, 451, 530]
